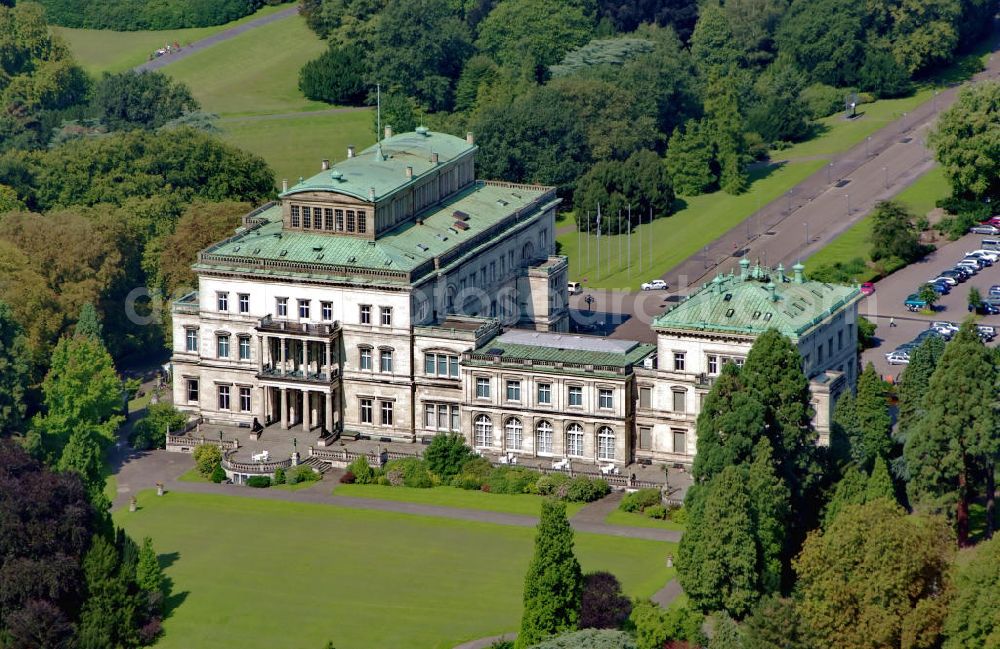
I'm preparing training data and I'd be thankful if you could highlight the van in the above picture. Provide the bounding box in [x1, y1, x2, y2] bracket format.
[567, 281, 582, 295]
[981, 238, 1000, 251]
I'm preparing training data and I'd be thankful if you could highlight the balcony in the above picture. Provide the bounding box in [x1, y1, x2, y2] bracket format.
[257, 364, 340, 385]
[173, 291, 199, 315]
[256, 315, 340, 337]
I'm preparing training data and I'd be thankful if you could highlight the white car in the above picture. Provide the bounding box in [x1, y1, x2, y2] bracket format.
[967, 250, 1000, 261]
[886, 351, 911, 365]
[641, 279, 668, 291]
[931, 276, 958, 286]
[932, 321, 959, 332]
[568, 281, 582, 295]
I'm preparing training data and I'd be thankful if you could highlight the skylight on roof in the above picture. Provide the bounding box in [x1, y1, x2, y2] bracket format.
[752, 310, 761, 319]
[763, 313, 772, 321]
[725, 308, 735, 317]
[417, 243, 430, 252]
[724, 293, 732, 302]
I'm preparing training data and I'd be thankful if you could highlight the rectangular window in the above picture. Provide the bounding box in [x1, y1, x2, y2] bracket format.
[476, 377, 490, 398]
[321, 301, 332, 321]
[360, 399, 373, 424]
[186, 378, 199, 403]
[449, 356, 459, 378]
[673, 352, 685, 371]
[324, 208, 334, 230]
[360, 348, 372, 370]
[506, 380, 521, 402]
[568, 386, 583, 407]
[537, 383, 551, 404]
[239, 386, 251, 413]
[672, 389, 686, 413]
[335, 209, 344, 231]
[838, 330, 844, 350]
[599, 388, 614, 409]
[381, 307, 392, 326]
[381, 401, 393, 426]
[424, 355, 435, 375]
[424, 403, 436, 430]
[357, 210, 366, 234]
[360, 304, 371, 324]
[239, 336, 251, 361]
[313, 209, 322, 230]
[639, 426, 651, 451]
[216, 292, 228, 312]
[217, 385, 230, 411]
[276, 297, 288, 317]
[217, 335, 230, 358]
[437, 354, 447, 377]
[238, 293, 249, 314]
[707, 354, 719, 375]
[818, 345, 824, 363]
[451, 406, 460, 432]
[298, 299, 310, 319]
[639, 387, 652, 409]
[828, 339, 834, 358]
[346, 210, 355, 232]
[380, 350, 393, 373]
[567, 429, 584, 456]
[302, 206, 311, 229]
[672, 429, 687, 454]
[290, 205, 300, 227]
[185, 329, 198, 353]
[439, 404, 449, 431]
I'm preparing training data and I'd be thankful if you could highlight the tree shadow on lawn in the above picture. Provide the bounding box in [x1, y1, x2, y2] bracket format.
[158, 552, 189, 621]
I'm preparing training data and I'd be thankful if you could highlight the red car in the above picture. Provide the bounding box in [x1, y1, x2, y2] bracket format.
[980, 216, 1000, 227]
[860, 282, 875, 295]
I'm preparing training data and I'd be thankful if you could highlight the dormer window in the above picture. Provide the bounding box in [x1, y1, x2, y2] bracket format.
[290, 205, 300, 227]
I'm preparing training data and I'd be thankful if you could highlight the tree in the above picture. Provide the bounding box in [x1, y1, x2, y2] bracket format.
[853, 362, 892, 470]
[704, 72, 749, 195]
[135, 537, 165, 599]
[678, 466, 761, 618]
[423, 433, 474, 480]
[930, 82, 1000, 203]
[75, 302, 103, 341]
[515, 500, 583, 648]
[776, 0, 866, 88]
[710, 614, 745, 649]
[829, 391, 859, 468]
[193, 444, 222, 479]
[77, 535, 142, 649]
[298, 45, 367, 105]
[596, 0, 698, 40]
[92, 70, 198, 130]
[870, 201, 924, 264]
[822, 466, 868, 528]
[919, 283, 940, 308]
[692, 362, 766, 485]
[904, 322, 998, 545]
[969, 286, 984, 311]
[943, 535, 1000, 648]
[629, 600, 704, 649]
[794, 500, 953, 649]
[579, 571, 631, 630]
[573, 149, 675, 229]
[744, 595, 807, 649]
[530, 629, 637, 648]
[57, 426, 107, 501]
[0, 301, 31, 437]
[476, 0, 594, 75]
[130, 403, 188, 450]
[895, 336, 946, 472]
[865, 456, 896, 503]
[665, 120, 717, 196]
[747, 438, 789, 596]
[689, 3, 740, 73]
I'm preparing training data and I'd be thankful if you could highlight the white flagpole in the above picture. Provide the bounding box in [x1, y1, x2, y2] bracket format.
[596, 204, 602, 280]
[648, 206, 653, 269]
[627, 204, 632, 282]
[577, 211, 582, 278]
[618, 209, 622, 277]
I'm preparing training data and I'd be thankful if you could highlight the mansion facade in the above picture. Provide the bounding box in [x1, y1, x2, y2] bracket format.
[171, 129, 862, 467]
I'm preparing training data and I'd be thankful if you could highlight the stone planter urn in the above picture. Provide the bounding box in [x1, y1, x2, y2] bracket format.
[129, 497, 137, 512]
[156, 483, 164, 496]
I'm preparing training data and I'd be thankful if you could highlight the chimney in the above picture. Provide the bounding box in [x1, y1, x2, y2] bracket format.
[368, 187, 376, 202]
[405, 166, 413, 179]
[347, 145, 355, 158]
[776, 263, 785, 283]
[766, 281, 777, 301]
[431, 152, 439, 164]
[384, 125, 393, 139]
[321, 159, 330, 170]
[281, 179, 288, 193]
[738, 257, 750, 280]
[792, 262, 805, 284]
[466, 131, 474, 145]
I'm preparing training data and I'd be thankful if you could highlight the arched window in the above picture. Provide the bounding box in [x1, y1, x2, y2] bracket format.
[521, 241, 535, 262]
[536, 420, 553, 455]
[597, 426, 616, 461]
[505, 417, 523, 451]
[566, 423, 584, 456]
[474, 415, 493, 447]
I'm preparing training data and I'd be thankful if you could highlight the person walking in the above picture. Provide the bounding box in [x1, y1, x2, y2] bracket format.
[889, 316, 896, 327]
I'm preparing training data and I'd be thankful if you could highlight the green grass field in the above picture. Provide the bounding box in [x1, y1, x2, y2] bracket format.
[333, 484, 587, 517]
[117, 491, 675, 649]
[806, 166, 949, 276]
[604, 509, 686, 532]
[558, 160, 825, 290]
[218, 110, 375, 186]
[54, 3, 295, 75]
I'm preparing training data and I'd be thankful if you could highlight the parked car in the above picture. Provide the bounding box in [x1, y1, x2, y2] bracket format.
[980, 216, 1000, 227]
[641, 279, 668, 291]
[944, 268, 970, 281]
[568, 281, 582, 295]
[905, 293, 929, 311]
[860, 282, 875, 295]
[929, 281, 950, 295]
[915, 329, 946, 343]
[981, 238, 1000, 251]
[965, 253, 994, 266]
[967, 250, 1000, 263]
[932, 321, 959, 332]
[970, 224, 1000, 235]
[977, 325, 996, 341]
[970, 302, 1000, 315]
[958, 258, 985, 269]
[886, 351, 911, 365]
[931, 275, 958, 286]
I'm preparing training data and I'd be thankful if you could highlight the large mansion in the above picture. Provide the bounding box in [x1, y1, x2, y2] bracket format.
[171, 129, 862, 467]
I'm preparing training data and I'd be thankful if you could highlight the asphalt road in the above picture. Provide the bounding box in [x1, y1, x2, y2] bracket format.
[583, 27, 1000, 344]
[859, 232, 1000, 380]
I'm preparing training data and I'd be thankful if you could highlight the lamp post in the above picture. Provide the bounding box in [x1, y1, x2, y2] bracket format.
[845, 194, 851, 216]
[826, 162, 833, 184]
[804, 222, 810, 246]
[866, 136, 871, 157]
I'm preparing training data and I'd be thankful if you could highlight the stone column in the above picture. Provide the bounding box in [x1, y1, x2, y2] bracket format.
[280, 337, 287, 374]
[302, 390, 311, 432]
[325, 392, 333, 432]
[325, 341, 332, 378]
[280, 388, 288, 429]
[259, 386, 267, 421]
[302, 340, 308, 376]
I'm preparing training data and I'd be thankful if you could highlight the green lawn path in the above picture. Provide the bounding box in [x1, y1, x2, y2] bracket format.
[118, 490, 675, 649]
[53, 3, 295, 75]
[333, 483, 586, 517]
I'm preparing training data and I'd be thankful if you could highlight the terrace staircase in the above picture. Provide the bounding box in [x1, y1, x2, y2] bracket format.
[302, 457, 331, 475]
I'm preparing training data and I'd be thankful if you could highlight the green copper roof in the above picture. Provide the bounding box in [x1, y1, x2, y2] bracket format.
[280, 130, 475, 203]
[466, 330, 655, 375]
[195, 181, 557, 284]
[653, 265, 860, 339]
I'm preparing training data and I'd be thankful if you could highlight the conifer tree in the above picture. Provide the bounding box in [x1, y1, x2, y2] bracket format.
[516, 500, 583, 648]
[709, 613, 745, 649]
[748, 438, 789, 595]
[704, 72, 749, 195]
[829, 391, 859, 469]
[853, 363, 892, 470]
[665, 119, 717, 196]
[822, 467, 868, 528]
[135, 537, 165, 598]
[943, 535, 1000, 648]
[692, 362, 766, 484]
[75, 302, 103, 341]
[904, 322, 997, 546]
[865, 456, 896, 504]
[895, 336, 945, 463]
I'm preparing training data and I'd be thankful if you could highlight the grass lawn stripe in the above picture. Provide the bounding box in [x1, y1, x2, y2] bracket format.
[333, 483, 587, 517]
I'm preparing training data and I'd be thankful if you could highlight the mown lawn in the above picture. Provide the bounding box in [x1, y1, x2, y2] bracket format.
[218, 109, 375, 187]
[117, 491, 675, 649]
[54, 3, 295, 75]
[604, 509, 686, 532]
[162, 13, 329, 116]
[557, 160, 825, 290]
[333, 483, 587, 517]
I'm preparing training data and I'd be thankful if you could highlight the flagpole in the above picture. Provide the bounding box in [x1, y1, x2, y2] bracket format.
[617, 209, 622, 279]
[627, 204, 632, 283]
[648, 206, 653, 269]
[586, 210, 590, 271]
[577, 211, 582, 279]
[596, 204, 602, 280]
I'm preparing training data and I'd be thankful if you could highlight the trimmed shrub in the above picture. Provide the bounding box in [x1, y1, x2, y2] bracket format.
[565, 476, 610, 503]
[451, 456, 493, 490]
[339, 470, 356, 484]
[288, 466, 320, 485]
[273, 467, 286, 485]
[486, 466, 541, 495]
[298, 45, 368, 105]
[246, 476, 270, 488]
[535, 472, 571, 496]
[530, 629, 636, 648]
[580, 571, 632, 630]
[644, 504, 668, 520]
[620, 488, 661, 513]
[347, 455, 374, 484]
[668, 505, 687, 526]
[193, 444, 222, 479]
[800, 83, 844, 119]
[130, 402, 188, 450]
[210, 463, 225, 484]
[424, 433, 475, 480]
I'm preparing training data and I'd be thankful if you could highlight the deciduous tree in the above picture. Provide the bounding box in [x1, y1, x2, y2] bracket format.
[0, 301, 31, 437]
[476, 0, 594, 75]
[943, 535, 1000, 648]
[870, 201, 924, 264]
[92, 70, 198, 130]
[930, 82, 1000, 203]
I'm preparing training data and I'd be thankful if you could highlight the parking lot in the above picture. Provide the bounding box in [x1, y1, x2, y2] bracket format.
[859, 232, 1000, 380]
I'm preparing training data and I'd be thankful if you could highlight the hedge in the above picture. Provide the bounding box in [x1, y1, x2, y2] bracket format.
[36, 0, 282, 31]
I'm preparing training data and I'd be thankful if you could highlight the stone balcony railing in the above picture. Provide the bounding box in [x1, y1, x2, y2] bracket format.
[256, 315, 340, 337]
[257, 365, 340, 384]
[221, 450, 292, 474]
